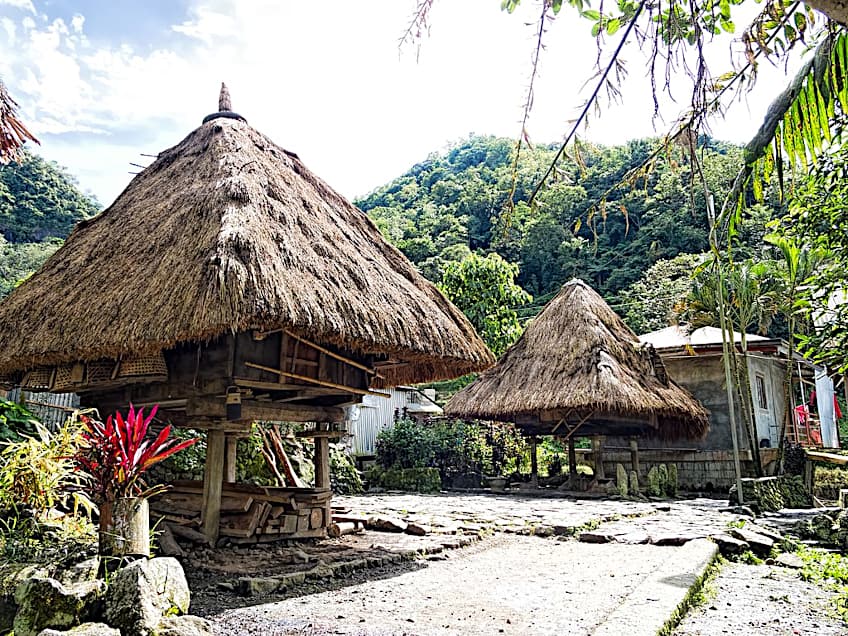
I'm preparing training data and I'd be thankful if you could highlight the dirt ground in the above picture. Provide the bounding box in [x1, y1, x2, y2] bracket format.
[673, 561, 844, 635]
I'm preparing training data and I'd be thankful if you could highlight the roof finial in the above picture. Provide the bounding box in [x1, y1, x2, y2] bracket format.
[219, 82, 232, 112]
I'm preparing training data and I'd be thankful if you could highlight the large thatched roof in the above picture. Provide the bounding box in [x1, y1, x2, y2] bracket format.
[446, 279, 709, 440]
[0, 91, 493, 385]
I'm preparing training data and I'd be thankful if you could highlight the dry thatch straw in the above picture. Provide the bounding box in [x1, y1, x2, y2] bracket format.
[0, 79, 38, 164]
[0, 108, 493, 386]
[446, 279, 709, 440]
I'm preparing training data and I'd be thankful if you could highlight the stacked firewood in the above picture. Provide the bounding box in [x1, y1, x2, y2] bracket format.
[150, 480, 333, 546]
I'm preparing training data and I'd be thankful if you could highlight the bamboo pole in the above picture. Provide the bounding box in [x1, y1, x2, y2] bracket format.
[245, 361, 390, 398]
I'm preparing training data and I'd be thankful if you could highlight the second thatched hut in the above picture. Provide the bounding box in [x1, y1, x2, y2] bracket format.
[446, 279, 709, 487]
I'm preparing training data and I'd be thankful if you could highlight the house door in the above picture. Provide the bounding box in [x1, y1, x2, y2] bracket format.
[753, 373, 779, 447]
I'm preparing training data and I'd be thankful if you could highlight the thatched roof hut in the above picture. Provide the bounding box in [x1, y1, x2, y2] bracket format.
[446, 279, 709, 441]
[0, 86, 492, 388]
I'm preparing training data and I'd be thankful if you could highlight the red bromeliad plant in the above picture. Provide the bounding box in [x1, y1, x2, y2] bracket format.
[75, 405, 197, 505]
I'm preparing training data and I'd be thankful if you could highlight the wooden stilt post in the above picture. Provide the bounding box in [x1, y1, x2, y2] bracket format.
[530, 436, 538, 487]
[314, 435, 330, 490]
[224, 435, 238, 483]
[593, 436, 605, 480]
[629, 437, 640, 476]
[202, 429, 226, 543]
[568, 436, 578, 489]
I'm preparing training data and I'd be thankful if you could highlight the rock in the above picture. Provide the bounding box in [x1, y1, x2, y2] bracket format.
[104, 557, 190, 636]
[647, 467, 662, 497]
[13, 577, 106, 636]
[616, 464, 628, 497]
[774, 553, 805, 569]
[613, 531, 650, 545]
[305, 561, 335, 580]
[666, 464, 679, 497]
[405, 522, 430, 536]
[155, 615, 213, 636]
[657, 464, 669, 496]
[579, 531, 615, 544]
[215, 581, 235, 592]
[59, 558, 101, 586]
[652, 534, 700, 546]
[747, 524, 783, 543]
[236, 577, 279, 597]
[810, 513, 837, 542]
[367, 516, 408, 533]
[38, 622, 120, 636]
[628, 470, 640, 496]
[728, 527, 775, 557]
[1, 564, 49, 634]
[277, 572, 306, 589]
[710, 533, 749, 556]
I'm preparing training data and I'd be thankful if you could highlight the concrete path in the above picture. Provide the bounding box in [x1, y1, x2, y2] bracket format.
[209, 535, 718, 636]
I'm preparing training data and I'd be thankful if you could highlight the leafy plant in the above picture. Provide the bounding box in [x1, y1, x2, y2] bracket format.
[74, 405, 197, 504]
[0, 397, 39, 442]
[0, 416, 89, 516]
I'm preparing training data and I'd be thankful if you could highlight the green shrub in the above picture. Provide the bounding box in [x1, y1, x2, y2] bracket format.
[330, 444, 363, 494]
[0, 398, 39, 443]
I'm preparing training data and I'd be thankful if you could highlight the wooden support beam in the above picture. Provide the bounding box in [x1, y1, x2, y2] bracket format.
[202, 429, 226, 543]
[629, 438, 640, 475]
[284, 329, 375, 375]
[314, 436, 330, 490]
[186, 397, 345, 424]
[224, 435, 238, 483]
[530, 436, 538, 488]
[568, 436, 578, 490]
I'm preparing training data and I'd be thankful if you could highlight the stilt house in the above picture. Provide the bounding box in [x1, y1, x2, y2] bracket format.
[0, 85, 494, 540]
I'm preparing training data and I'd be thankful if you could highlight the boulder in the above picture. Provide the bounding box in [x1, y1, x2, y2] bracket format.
[104, 558, 190, 636]
[728, 527, 775, 557]
[59, 558, 101, 587]
[236, 577, 279, 597]
[0, 564, 49, 634]
[405, 522, 430, 536]
[647, 467, 662, 497]
[710, 533, 749, 556]
[666, 464, 679, 497]
[154, 615, 213, 636]
[13, 577, 106, 636]
[628, 470, 640, 496]
[367, 516, 408, 533]
[38, 623, 120, 636]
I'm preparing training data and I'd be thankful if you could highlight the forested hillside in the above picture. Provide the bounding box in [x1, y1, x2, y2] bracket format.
[356, 135, 778, 318]
[0, 152, 99, 298]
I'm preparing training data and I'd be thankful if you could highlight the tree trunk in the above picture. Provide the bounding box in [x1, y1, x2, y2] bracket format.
[99, 497, 150, 557]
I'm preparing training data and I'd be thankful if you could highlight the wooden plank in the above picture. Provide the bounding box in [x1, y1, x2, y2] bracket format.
[167, 522, 212, 546]
[283, 329, 375, 375]
[224, 436, 238, 482]
[806, 450, 848, 465]
[201, 429, 226, 542]
[151, 493, 253, 515]
[244, 361, 389, 398]
[314, 437, 330, 490]
[187, 397, 346, 424]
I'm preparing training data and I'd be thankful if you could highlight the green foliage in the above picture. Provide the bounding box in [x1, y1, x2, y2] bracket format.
[375, 418, 527, 482]
[367, 466, 441, 493]
[620, 252, 705, 334]
[797, 545, 848, 624]
[357, 135, 771, 310]
[0, 151, 97, 243]
[439, 252, 531, 356]
[329, 444, 363, 495]
[776, 139, 848, 371]
[0, 236, 61, 299]
[0, 397, 39, 442]
[0, 417, 90, 517]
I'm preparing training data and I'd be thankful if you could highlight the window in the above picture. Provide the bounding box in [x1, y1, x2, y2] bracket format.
[755, 374, 768, 410]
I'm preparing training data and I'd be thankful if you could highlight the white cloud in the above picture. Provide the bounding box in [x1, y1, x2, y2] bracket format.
[0, 0, 34, 14]
[0, 0, 804, 207]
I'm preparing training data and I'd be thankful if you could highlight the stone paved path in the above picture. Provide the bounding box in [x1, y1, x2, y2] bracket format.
[210, 535, 702, 636]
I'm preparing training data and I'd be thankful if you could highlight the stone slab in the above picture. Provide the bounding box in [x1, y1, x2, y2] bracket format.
[592, 538, 719, 636]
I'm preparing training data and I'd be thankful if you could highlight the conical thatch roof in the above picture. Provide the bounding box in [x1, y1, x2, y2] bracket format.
[0, 91, 493, 386]
[446, 279, 709, 440]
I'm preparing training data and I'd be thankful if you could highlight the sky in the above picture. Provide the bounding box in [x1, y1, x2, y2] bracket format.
[0, 0, 806, 206]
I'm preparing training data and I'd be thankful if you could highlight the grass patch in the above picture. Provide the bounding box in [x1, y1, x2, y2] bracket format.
[657, 554, 724, 636]
[796, 545, 848, 624]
